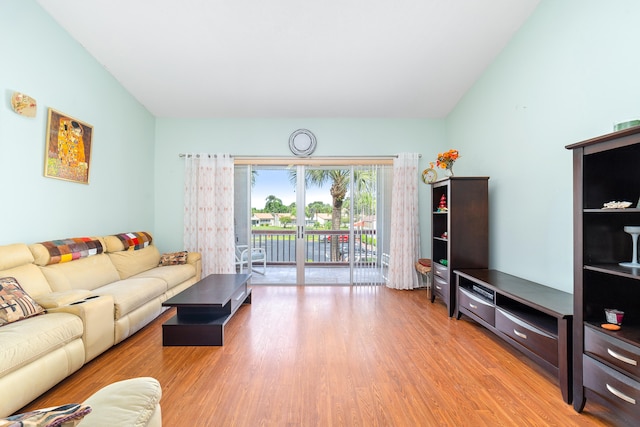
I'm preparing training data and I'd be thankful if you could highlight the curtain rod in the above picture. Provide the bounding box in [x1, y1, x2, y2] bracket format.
[178, 154, 421, 166]
[178, 154, 420, 158]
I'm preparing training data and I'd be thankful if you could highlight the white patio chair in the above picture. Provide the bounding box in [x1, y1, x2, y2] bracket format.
[381, 252, 390, 281]
[235, 244, 266, 274]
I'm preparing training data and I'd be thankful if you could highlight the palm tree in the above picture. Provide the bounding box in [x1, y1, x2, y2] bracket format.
[292, 168, 372, 261]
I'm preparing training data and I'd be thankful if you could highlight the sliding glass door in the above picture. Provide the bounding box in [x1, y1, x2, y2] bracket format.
[234, 161, 391, 285]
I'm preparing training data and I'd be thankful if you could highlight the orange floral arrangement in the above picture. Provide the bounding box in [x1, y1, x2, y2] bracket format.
[435, 149, 459, 170]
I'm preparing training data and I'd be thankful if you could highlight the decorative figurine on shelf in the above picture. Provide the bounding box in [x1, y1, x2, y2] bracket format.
[437, 194, 448, 212]
[602, 201, 632, 209]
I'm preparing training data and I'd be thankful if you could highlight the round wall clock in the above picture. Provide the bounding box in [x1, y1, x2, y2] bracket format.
[289, 129, 317, 157]
[422, 168, 438, 184]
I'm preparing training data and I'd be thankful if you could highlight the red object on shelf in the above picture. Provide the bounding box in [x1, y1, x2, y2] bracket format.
[439, 194, 447, 209]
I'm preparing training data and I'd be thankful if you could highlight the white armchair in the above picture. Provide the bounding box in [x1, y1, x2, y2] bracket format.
[235, 245, 266, 274]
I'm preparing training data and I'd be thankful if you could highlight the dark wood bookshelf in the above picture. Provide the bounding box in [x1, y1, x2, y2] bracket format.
[429, 177, 489, 317]
[567, 126, 640, 423]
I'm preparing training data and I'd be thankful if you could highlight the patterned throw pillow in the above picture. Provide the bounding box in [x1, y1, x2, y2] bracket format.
[0, 403, 91, 427]
[159, 251, 188, 266]
[0, 277, 46, 327]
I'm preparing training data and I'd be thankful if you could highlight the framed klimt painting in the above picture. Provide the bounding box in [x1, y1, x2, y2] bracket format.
[44, 108, 93, 184]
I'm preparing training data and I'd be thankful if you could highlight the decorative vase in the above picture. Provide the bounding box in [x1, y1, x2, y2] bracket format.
[444, 165, 454, 177]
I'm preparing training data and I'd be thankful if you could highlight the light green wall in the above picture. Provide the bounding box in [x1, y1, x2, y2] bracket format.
[0, 1, 156, 245]
[448, 0, 640, 292]
[154, 119, 446, 251]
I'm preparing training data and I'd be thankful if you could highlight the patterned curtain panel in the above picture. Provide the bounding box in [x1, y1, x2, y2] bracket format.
[387, 153, 420, 290]
[183, 153, 235, 276]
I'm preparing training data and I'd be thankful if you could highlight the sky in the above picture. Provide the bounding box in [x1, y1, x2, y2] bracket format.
[251, 169, 333, 210]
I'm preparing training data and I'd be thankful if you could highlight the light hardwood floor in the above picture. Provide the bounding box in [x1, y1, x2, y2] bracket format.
[22, 285, 621, 426]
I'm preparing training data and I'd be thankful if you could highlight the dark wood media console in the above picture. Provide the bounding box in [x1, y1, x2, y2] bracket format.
[162, 273, 252, 346]
[454, 269, 573, 404]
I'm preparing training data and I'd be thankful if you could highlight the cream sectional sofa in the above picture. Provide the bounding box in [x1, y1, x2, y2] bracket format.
[0, 232, 201, 417]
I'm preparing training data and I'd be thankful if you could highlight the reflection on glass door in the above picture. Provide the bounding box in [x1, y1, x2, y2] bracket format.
[234, 162, 391, 285]
[237, 165, 299, 284]
[302, 166, 352, 284]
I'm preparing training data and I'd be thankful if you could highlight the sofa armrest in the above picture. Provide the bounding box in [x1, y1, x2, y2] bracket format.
[187, 252, 202, 281]
[48, 295, 115, 363]
[35, 290, 93, 309]
[78, 377, 162, 427]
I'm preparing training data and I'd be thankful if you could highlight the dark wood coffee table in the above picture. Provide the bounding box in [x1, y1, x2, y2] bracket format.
[161, 273, 252, 346]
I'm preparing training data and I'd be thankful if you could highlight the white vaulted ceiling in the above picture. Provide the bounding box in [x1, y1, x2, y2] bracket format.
[36, 0, 540, 118]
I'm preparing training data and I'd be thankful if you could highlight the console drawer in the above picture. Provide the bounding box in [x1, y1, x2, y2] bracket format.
[230, 282, 248, 313]
[585, 325, 640, 378]
[433, 275, 448, 300]
[459, 287, 495, 326]
[584, 355, 640, 418]
[433, 263, 448, 280]
[496, 308, 558, 366]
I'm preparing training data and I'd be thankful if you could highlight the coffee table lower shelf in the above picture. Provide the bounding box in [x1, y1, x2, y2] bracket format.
[163, 288, 251, 346]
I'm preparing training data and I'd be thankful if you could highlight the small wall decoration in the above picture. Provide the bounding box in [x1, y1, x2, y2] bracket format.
[289, 129, 317, 157]
[11, 92, 37, 117]
[44, 108, 93, 184]
[421, 166, 438, 184]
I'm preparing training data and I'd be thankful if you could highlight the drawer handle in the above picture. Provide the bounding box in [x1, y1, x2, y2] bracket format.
[514, 329, 527, 339]
[435, 285, 442, 290]
[469, 303, 478, 309]
[607, 348, 638, 366]
[606, 383, 636, 405]
[235, 291, 246, 301]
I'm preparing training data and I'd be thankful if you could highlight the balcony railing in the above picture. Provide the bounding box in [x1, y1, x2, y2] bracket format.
[248, 229, 380, 266]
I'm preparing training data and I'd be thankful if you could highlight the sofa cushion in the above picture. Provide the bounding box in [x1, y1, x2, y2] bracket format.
[107, 246, 161, 280]
[38, 254, 120, 292]
[132, 264, 197, 291]
[0, 312, 83, 377]
[90, 278, 166, 320]
[0, 263, 52, 299]
[0, 244, 34, 271]
[0, 277, 45, 326]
